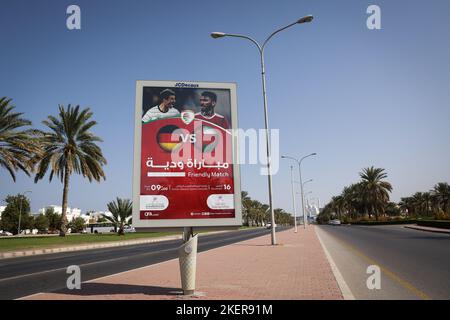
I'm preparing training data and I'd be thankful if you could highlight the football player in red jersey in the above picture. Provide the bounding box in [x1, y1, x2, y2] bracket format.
[195, 91, 230, 129]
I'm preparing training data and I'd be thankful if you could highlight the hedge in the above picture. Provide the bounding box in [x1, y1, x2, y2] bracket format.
[416, 220, 450, 229]
[349, 219, 417, 226]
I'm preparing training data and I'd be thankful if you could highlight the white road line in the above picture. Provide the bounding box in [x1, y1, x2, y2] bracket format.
[315, 227, 355, 300]
[1, 247, 176, 284]
[15, 229, 268, 300]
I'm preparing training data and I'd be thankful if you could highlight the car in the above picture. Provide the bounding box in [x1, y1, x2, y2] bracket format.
[123, 226, 136, 233]
[266, 223, 277, 229]
[328, 219, 341, 226]
[0, 231, 13, 236]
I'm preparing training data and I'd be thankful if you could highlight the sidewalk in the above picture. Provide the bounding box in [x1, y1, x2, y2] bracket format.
[24, 226, 343, 300]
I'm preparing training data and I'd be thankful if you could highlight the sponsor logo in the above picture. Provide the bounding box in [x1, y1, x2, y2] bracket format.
[174, 82, 199, 88]
[181, 110, 195, 125]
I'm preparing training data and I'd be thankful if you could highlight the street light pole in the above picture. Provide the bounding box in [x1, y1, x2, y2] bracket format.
[290, 165, 298, 233]
[302, 179, 313, 226]
[211, 15, 314, 245]
[18, 191, 32, 236]
[282, 153, 316, 229]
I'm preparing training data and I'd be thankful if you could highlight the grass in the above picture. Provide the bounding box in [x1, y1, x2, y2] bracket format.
[0, 227, 262, 253]
[0, 232, 178, 253]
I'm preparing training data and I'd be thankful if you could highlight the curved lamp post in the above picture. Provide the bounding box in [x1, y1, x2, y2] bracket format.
[18, 190, 32, 236]
[211, 15, 314, 245]
[282, 153, 316, 229]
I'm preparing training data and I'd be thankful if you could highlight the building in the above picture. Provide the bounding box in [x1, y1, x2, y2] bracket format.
[38, 205, 82, 222]
[0, 206, 6, 220]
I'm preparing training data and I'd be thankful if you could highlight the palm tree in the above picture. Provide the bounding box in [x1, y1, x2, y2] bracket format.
[431, 182, 450, 214]
[33, 105, 107, 236]
[103, 198, 132, 235]
[399, 197, 415, 217]
[0, 97, 41, 181]
[331, 195, 345, 220]
[411, 192, 427, 216]
[241, 191, 252, 226]
[359, 166, 393, 220]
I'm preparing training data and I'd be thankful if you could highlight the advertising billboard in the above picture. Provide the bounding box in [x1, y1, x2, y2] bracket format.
[133, 81, 241, 231]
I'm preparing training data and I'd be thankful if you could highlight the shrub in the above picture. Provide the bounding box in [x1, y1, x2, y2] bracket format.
[417, 220, 450, 230]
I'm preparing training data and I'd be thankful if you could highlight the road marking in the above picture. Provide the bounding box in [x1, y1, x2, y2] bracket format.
[1, 247, 177, 284]
[316, 228, 355, 300]
[15, 229, 271, 299]
[320, 227, 432, 300]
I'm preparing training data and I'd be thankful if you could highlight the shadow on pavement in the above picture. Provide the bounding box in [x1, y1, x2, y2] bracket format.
[53, 282, 182, 296]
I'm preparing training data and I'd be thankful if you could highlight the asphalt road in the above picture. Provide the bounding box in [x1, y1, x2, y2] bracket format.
[317, 225, 450, 300]
[0, 227, 283, 300]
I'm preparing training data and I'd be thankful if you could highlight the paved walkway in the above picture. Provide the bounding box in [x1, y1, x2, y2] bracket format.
[23, 226, 343, 300]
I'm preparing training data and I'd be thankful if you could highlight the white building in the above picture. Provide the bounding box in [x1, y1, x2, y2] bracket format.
[0, 206, 6, 220]
[38, 205, 82, 222]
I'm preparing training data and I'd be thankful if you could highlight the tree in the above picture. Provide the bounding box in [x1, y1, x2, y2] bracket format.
[241, 191, 252, 226]
[0, 194, 33, 234]
[68, 217, 86, 233]
[33, 214, 49, 233]
[385, 202, 400, 217]
[359, 166, 393, 221]
[431, 182, 450, 214]
[399, 197, 415, 217]
[0, 97, 41, 181]
[103, 198, 132, 235]
[96, 216, 108, 223]
[33, 105, 107, 236]
[44, 207, 62, 232]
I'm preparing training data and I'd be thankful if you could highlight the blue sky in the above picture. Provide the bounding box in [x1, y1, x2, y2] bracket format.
[1, 0, 450, 214]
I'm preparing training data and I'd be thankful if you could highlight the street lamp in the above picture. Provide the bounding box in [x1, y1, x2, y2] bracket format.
[18, 191, 32, 236]
[289, 166, 298, 233]
[211, 15, 314, 245]
[282, 153, 317, 229]
[302, 180, 313, 225]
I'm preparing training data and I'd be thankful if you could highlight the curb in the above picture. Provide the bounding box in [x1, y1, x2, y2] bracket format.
[315, 227, 355, 300]
[0, 235, 183, 260]
[404, 225, 450, 235]
[0, 228, 248, 260]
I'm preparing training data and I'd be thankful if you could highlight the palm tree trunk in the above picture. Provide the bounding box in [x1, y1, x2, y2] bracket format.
[60, 163, 70, 237]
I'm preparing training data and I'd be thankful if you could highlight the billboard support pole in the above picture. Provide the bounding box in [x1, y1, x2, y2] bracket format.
[179, 227, 198, 295]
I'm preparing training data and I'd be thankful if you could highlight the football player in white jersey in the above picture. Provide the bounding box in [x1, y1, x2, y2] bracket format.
[142, 89, 180, 122]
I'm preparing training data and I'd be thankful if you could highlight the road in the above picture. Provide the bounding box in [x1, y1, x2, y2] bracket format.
[317, 224, 450, 300]
[0, 227, 283, 300]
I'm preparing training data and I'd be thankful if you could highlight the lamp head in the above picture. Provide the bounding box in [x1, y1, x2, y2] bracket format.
[211, 32, 226, 39]
[297, 15, 314, 24]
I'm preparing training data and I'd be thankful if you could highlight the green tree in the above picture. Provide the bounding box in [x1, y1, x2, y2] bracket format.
[68, 217, 86, 233]
[431, 182, 450, 214]
[33, 214, 49, 233]
[0, 194, 33, 234]
[241, 191, 252, 226]
[0, 97, 41, 181]
[44, 207, 62, 232]
[102, 198, 132, 235]
[33, 105, 107, 236]
[385, 202, 401, 217]
[96, 216, 108, 223]
[359, 166, 393, 221]
[399, 197, 415, 217]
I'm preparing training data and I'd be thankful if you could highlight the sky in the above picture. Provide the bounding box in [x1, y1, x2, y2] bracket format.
[1, 0, 449, 214]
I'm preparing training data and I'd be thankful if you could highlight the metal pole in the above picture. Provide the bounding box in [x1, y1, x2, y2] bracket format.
[290, 166, 298, 233]
[179, 226, 197, 296]
[260, 51, 277, 245]
[18, 195, 23, 235]
[298, 161, 306, 229]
